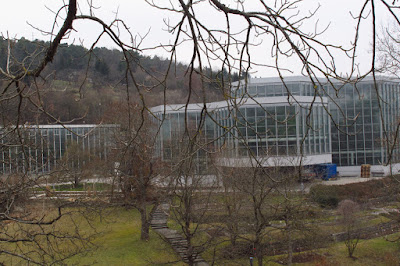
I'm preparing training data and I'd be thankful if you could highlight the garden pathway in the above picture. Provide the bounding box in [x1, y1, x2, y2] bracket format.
[151, 203, 209, 266]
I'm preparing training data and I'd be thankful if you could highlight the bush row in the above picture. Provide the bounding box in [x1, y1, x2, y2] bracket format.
[309, 177, 399, 208]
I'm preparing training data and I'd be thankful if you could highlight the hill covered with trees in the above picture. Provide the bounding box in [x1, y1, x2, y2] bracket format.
[0, 37, 242, 124]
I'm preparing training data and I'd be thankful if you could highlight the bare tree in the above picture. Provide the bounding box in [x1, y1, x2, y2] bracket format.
[337, 199, 361, 259]
[222, 166, 275, 265]
[377, 24, 400, 78]
[105, 102, 165, 241]
[169, 171, 215, 265]
[0, 1, 143, 263]
[218, 166, 245, 248]
[270, 166, 320, 266]
[56, 140, 99, 188]
[0, 181, 96, 264]
[162, 121, 221, 265]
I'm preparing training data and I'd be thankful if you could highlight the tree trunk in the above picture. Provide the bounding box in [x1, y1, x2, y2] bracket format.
[255, 242, 263, 266]
[187, 244, 194, 266]
[257, 254, 263, 266]
[287, 230, 293, 266]
[139, 207, 150, 241]
[230, 234, 237, 247]
[74, 174, 79, 188]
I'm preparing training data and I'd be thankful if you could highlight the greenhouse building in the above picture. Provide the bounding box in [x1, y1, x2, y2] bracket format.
[151, 76, 400, 176]
[0, 124, 116, 174]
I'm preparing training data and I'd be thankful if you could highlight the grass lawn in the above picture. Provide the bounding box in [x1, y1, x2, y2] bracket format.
[199, 233, 400, 265]
[66, 208, 184, 265]
[0, 206, 183, 265]
[1, 205, 399, 266]
[312, 235, 400, 266]
[266, 234, 400, 266]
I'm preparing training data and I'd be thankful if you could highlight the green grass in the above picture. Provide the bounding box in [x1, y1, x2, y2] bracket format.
[210, 235, 400, 265]
[2, 205, 399, 266]
[0, 207, 183, 266]
[66, 208, 184, 265]
[305, 235, 400, 266]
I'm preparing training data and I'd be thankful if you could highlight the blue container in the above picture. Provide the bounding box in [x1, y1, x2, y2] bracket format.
[315, 163, 337, 180]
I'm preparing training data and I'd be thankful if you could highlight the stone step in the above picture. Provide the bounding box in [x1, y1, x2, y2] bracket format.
[150, 202, 209, 266]
[170, 240, 186, 244]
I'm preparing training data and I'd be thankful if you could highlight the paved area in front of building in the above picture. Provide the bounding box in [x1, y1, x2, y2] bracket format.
[299, 175, 387, 193]
[320, 175, 385, 186]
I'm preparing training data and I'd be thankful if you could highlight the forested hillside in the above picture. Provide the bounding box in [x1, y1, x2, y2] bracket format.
[0, 37, 240, 124]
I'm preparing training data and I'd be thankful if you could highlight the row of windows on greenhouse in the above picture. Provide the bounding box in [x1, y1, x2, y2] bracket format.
[215, 108, 235, 153]
[298, 105, 330, 156]
[381, 83, 400, 134]
[238, 105, 330, 157]
[235, 105, 296, 157]
[160, 112, 215, 140]
[236, 80, 400, 105]
[333, 144, 400, 166]
[381, 82, 400, 163]
[1, 126, 114, 174]
[233, 82, 319, 98]
[157, 103, 330, 160]
[332, 151, 386, 166]
[330, 88, 382, 153]
[326, 82, 400, 166]
[157, 111, 217, 162]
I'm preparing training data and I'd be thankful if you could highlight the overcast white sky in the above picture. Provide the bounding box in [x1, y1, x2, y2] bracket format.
[0, 0, 396, 77]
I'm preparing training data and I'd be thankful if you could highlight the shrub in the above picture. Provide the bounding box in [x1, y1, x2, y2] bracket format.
[309, 185, 339, 208]
[310, 177, 397, 208]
